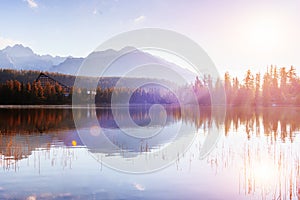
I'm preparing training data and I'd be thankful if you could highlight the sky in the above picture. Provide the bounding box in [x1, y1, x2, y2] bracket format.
[0, 0, 300, 78]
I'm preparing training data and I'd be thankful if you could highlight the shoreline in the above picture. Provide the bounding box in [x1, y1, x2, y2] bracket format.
[0, 104, 299, 109]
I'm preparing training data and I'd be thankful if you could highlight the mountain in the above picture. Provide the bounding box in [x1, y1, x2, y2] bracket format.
[80, 47, 196, 81]
[0, 44, 196, 82]
[40, 54, 66, 65]
[50, 57, 84, 74]
[2, 44, 34, 57]
[51, 47, 196, 81]
[0, 44, 66, 71]
[0, 51, 14, 69]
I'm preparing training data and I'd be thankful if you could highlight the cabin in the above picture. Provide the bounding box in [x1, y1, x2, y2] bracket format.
[36, 72, 71, 95]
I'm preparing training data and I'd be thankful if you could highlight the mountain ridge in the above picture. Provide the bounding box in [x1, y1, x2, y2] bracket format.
[0, 44, 66, 71]
[0, 44, 196, 81]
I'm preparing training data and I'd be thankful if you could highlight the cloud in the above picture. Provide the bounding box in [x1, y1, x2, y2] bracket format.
[134, 15, 146, 24]
[133, 183, 145, 191]
[0, 36, 22, 49]
[93, 8, 102, 15]
[25, 0, 38, 8]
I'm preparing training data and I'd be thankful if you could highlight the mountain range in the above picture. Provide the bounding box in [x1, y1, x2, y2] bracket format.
[0, 44, 195, 81]
[0, 44, 66, 71]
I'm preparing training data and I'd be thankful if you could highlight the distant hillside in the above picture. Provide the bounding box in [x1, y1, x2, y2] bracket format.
[0, 69, 76, 86]
[0, 69, 177, 89]
[50, 57, 84, 74]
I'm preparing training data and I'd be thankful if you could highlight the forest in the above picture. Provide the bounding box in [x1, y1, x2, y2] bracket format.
[95, 65, 300, 106]
[0, 80, 72, 104]
[0, 66, 299, 106]
[0, 69, 76, 85]
[223, 65, 300, 106]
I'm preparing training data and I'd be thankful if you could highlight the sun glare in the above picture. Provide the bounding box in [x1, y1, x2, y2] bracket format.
[253, 159, 276, 186]
[144, 49, 198, 74]
[245, 16, 283, 53]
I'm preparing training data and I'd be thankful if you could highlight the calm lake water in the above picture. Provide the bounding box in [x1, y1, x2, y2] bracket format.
[0, 106, 300, 199]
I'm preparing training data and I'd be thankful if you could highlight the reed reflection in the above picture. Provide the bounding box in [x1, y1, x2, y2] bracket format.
[206, 106, 300, 200]
[1, 107, 300, 160]
[0, 106, 300, 199]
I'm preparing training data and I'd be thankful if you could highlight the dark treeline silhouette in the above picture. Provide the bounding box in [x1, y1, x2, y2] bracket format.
[0, 69, 75, 85]
[0, 68, 176, 89]
[95, 85, 179, 105]
[95, 65, 300, 106]
[0, 68, 130, 89]
[0, 79, 178, 105]
[0, 80, 72, 104]
[1, 66, 300, 105]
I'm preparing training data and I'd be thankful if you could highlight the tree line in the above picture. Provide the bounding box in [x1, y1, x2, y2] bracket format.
[0, 66, 299, 106]
[223, 66, 300, 106]
[0, 69, 75, 85]
[95, 86, 178, 105]
[0, 80, 72, 104]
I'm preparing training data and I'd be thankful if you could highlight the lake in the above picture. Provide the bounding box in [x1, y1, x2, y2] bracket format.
[0, 106, 300, 199]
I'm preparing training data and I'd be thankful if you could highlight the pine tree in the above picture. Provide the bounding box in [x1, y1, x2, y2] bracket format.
[255, 73, 261, 105]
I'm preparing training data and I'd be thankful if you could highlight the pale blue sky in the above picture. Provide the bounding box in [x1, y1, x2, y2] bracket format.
[0, 0, 299, 77]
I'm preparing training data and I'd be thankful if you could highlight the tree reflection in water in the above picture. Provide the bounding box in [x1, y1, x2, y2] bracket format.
[0, 106, 300, 199]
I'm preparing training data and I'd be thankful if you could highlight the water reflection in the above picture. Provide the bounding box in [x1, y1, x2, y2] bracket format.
[0, 106, 300, 199]
[208, 107, 300, 199]
[224, 106, 300, 142]
[0, 108, 74, 134]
